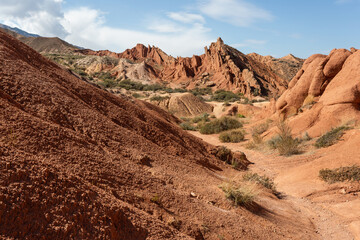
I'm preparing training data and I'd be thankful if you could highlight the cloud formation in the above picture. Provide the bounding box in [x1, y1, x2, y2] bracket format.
[199, 0, 273, 27]
[0, 0, 273, 56]
[0, 0, 67, 37]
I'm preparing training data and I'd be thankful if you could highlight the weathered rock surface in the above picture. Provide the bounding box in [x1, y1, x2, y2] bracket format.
[153, 93, 213, 117]
[275, 48, 360, 136]
[77, 38, 303, 97]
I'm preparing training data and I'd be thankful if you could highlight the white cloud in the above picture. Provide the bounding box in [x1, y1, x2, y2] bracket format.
[0, 0, 67, 37]
[198, 0, 273, 27]
[62, 8, 213, 57]
[167, 12, 205, 24]
[232, 39, 267, 48]
[0, 1, 214, 56]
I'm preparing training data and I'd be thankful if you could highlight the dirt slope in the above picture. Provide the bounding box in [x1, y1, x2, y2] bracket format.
[0, 29, 308, 239]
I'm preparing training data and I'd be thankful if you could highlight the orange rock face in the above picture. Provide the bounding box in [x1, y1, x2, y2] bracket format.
[275, 48, 360, 137]
[77, 38, 302, 97]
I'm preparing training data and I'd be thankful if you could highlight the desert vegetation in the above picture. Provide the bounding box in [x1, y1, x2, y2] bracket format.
[220, 182, 257, 206]
[319, 166, 360, 183]
[219, 130, 245, 143]
[243, 172, 277, 194]
[200, 117, 243, 134]
[315, 126, 350, 148]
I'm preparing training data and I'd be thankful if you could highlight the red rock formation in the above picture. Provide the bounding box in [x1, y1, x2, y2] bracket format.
[275, 48, 360, 137]
[77, 38, 301, 97]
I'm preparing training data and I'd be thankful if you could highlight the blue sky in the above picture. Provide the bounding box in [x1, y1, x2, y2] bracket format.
[0, 0, 359, 58]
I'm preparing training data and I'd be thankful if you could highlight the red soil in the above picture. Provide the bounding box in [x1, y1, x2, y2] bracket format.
[0, 30, 314, 239]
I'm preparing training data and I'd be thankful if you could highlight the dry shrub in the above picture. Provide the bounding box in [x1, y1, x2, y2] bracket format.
[273, 121, 300, 156]
[219, 182, 257, 206]
[315, 126, 350, 148]
[219, 130, 245, 143]
[199, 117, 242, 134]
[319, 166, 360, 183]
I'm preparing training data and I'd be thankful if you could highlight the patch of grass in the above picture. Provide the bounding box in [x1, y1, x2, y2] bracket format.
[132, 93, 144, 99]
[179, 122, 196, 131]
[192, 113, 210, 123]
[199, 117, 242, 134]
[237, 114, 246, 118]
[272, 121, 300, 156]
[219, 130, 245, 143]
[319, 166, 360, 183]
[315, 126, 350, 148]
[243, 173, 276, 193]
[150, 194, 161, 204]
[251, 122, 269, 136]
[149, 95, 170, 102]
[219, 182, 256, 206]
[190, 87, 213, 96]
[211, 90, 241, 102]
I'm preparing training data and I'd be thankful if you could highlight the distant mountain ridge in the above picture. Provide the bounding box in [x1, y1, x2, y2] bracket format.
[0, 23, 80, 54]
[76, 38, 304, 97]
[0, 23, 40, 37]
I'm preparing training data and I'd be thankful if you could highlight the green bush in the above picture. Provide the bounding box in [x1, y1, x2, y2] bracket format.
[219, 130, 245, 143]
[211, 90, 241, 102]
[179, 122, 196, 131]
[149, 95, 169, 102]
[199, 117, 243, 134]
[319, 166, 360, 183]
[190, 87, 213, 96]
[220, 183, 256, 206]
[315, 126, 350, 148]
[192, 113, 210, 123]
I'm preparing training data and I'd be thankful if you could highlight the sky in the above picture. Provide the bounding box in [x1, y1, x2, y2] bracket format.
[0, 0, 359, 58]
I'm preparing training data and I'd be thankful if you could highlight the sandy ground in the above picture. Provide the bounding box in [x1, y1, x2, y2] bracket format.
[190, 131, 360, 240]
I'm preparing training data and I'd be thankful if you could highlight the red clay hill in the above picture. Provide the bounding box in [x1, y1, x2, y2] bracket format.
[77, 38, 303, 97]
[0, 30, 316, 239]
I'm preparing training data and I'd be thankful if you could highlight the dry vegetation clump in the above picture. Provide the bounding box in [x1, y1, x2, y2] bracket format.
[315, 126, 350, 148]
[179, 122, 196, 131]
[319, 166, 360, 183]
[212, 146, 248, 170]
[219, 182, 257, 206]
[243, 173, 277, 194]
[219, 130, 245, 143]
[200, 117, 242, 134]
[268, 121, 300, 156]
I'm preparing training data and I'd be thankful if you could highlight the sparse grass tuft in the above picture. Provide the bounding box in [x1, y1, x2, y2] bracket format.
[273, 121, 300, 156]
[219, 182, 256, 206]
[315, 126, 350, 148]
[319, 166, 360, 183]
[243, 173, 277, 193]
[150, 194, 161, 204]
[199, 117, 242, 134]
[219, 130, 245, 143]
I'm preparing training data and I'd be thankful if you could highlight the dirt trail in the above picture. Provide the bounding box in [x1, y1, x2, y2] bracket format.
[190, 131, 355, 240]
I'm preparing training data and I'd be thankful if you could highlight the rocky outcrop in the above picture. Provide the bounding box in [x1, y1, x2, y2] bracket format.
[153, 92, 213, 117]
[275, 48, 360, 137]
[77, 38, 301, 97]
[247, 53, 304, 84]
